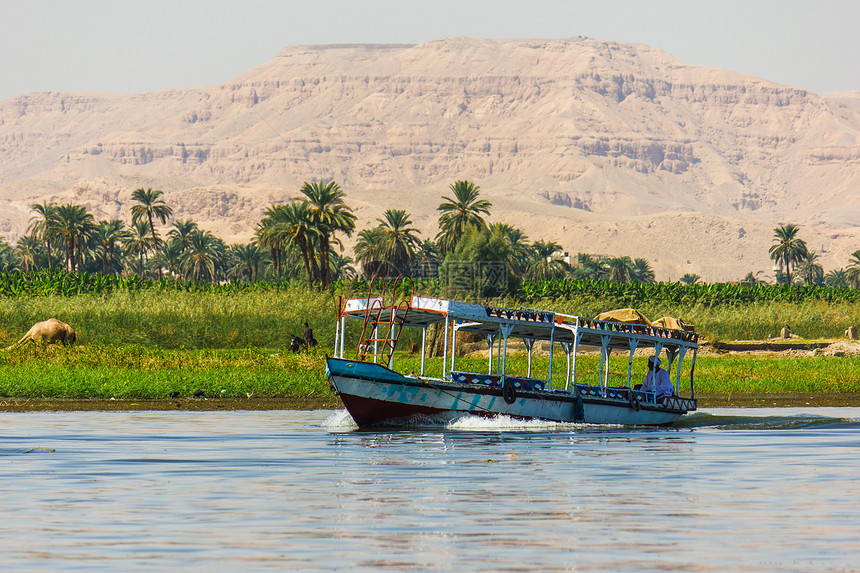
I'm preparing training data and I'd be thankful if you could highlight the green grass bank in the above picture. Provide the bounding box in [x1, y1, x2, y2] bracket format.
[1, 344, 859, 405]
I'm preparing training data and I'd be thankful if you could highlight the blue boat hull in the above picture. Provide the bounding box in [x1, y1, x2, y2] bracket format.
[326, 357, 693, 427]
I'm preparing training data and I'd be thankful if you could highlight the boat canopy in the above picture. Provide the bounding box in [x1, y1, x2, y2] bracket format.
[340, 295, 697, 351]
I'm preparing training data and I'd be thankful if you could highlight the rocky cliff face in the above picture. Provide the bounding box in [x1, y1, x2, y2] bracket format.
[1, 38, 859, 281]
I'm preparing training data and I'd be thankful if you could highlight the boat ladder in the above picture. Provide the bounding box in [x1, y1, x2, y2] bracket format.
[355, 275, 412, 366]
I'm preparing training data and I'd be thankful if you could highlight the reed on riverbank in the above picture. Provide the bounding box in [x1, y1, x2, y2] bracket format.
[0, 288, 341, 349]
[2, 284, 859, 349]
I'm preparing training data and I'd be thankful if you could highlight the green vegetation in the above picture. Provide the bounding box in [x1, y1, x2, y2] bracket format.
[2, 179, 860, 405]
[2, 275, 860, 346]
[0, 344, 329, 400]
[2, 178, 859, 293]
[2, 342, 859, 401]
[0, 286, 340, 349]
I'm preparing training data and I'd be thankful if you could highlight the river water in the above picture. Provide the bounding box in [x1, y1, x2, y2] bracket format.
[1, 408, 858, 572]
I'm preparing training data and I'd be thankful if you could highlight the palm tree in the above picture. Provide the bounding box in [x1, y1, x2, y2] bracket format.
[489, 223, 531, 276]
[824, 268, 848, 288]
[299, 181, 356, 288]
[94, 219, 129, 275]
[630, 258, 656, 283]
[353, 226, 387, 278]
[131, 188, 173, 245]
[0, 236, 19, 272]
[274, 242, 305, 281]
[181, 229, 225, 282]
[257, 201, 319, 282]
[168, 220, 198, 250]
[230, 243, 265, 282]
[846, 250, 860, 289]
[436, 180, 492, 256]
[797, 251, 824, 285]
[526, 240, 568, 280]
[150, 239, 185, 279]
[53, 203, 96, 272]
[165, 220, 199, 279]
[573, 253, 610, 281]
[412, 239, 440, 279]
[444, 225, 516, 297]
[374, 209, 422, 277]
[27, 201, 58, 270]
[608, 256, 634, 283]
[15, 234, 42, 272]
[329, 252, 358, 282]
[123, 220, 156, 277]
[740, 271, 768, 285]
[769, 224, 808, 284]
[679, 273, 701, 285]
[131, 188, 173, 279]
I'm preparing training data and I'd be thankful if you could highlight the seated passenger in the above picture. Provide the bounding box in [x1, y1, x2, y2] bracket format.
[641, 356, 675, 399]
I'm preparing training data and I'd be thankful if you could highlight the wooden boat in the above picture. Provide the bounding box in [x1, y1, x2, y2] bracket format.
[326, 283, 698, 428]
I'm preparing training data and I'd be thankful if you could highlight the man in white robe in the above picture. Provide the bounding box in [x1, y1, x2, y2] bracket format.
[642, 356, 674, 399]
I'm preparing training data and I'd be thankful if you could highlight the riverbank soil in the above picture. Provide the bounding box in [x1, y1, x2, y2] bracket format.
[0, 396, 335, 412]
[697, 393, 860, 408]
[2, 393, 860, 412]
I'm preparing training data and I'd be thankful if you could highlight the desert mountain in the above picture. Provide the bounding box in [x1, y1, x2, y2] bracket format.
[1, 37, 859, 281]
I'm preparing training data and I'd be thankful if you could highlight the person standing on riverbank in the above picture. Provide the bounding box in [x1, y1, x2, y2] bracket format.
[304, 322, 318, 348]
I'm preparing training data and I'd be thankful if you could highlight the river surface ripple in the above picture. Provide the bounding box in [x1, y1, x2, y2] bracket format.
[1, 408, 858, 572]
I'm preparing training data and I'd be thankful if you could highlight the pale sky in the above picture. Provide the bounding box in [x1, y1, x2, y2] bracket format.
[1, 0, 858, 101]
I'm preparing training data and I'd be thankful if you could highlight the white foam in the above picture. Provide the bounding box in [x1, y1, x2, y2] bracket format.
[447, 413, 570, 432]
[323, 409, 358, 432]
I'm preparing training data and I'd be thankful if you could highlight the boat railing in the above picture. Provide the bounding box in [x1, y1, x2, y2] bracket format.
[500, 307, 697, 344]
[576, 317, 699, 344]
[449, 371, 546, 392]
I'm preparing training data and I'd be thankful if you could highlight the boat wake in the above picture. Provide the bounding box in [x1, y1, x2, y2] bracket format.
[324, 409, 619, 433]
[325, 407, 860, 433]
[676, 408, 860, 431]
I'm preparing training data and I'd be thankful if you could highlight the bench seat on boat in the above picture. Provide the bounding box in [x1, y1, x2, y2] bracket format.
[574, 385, 658, 404]
[450, 371, 545, 391]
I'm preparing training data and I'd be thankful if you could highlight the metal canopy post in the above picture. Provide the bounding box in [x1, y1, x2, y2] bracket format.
[674, 346, 688, 396]
[499, 323, 515, 380]
[666, 347, 677, 378]
[388, 320, 396, 369]
[571, 330, 582, 390]
[560, 342, 572, 390]
[497, 334, 503, 374]
[599, 335, 611, 392]
[420, 326, 427, 376]
[525, 339, 535, 378]
[627, 338, 640, 388]
[653, 342, 664, 368]
[486, 334, 495, 374]
[442, 315, 450, 379]
[334, 312, 340, 359]
[450, 321, 458, 373]
[650, 342, 664, 402]
[547, 319, 556, 388]
[689, 347, 698, 398]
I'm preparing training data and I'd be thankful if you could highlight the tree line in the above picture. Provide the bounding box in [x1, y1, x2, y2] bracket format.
[1, 180, 859, 290]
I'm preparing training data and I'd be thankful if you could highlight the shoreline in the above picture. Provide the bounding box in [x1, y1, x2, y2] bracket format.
[2, 393, 860, 412]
